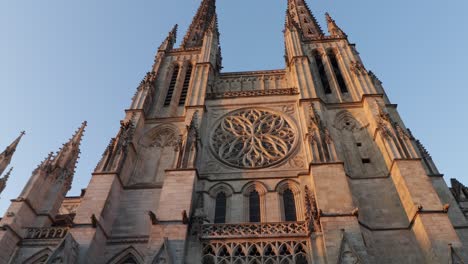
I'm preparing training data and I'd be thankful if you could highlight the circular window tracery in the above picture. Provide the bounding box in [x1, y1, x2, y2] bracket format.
[210, 108, 297, 169]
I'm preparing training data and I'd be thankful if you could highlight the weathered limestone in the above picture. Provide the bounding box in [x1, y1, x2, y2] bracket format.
[1, 0, 467, 263]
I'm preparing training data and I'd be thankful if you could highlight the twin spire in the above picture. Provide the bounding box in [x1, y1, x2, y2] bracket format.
[181, 0, 218, 48]
[285, 0, 346, 40]
[286, 0, 323, 38]
[161, 0, 346, 51]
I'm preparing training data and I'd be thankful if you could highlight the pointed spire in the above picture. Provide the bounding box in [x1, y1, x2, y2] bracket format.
[52, 121, 87, 172]
[286, 0, 323, 39]
[325, 12, 347, 38]
[0, 167, 13, 195]
[158, 24, 178, 51]
[181, 0, 217, 48]
[0, 131, 25, 176]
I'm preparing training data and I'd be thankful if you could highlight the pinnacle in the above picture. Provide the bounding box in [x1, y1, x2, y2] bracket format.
[285, 0, 324, 38]
[181, 0, 217, 48]
[2, 167, 13, 180]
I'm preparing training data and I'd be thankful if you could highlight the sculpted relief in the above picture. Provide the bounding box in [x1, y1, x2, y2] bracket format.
[210, 108, 297, 169]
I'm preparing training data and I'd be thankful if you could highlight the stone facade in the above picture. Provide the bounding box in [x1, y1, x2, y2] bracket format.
[1, 0, 468, 263]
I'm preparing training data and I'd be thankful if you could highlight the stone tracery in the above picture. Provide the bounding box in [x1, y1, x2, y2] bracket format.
[211, 108, 297, 169]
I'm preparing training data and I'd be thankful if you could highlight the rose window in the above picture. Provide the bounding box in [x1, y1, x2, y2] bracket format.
[211, 108, 297, 169]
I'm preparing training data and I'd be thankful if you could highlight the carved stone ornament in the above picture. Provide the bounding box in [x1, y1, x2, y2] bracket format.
[210, 108, 297, 169]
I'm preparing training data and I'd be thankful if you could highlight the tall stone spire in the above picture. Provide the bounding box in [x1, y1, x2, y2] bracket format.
[286, 0, 323, 39]
[158, 24, 178, 52]
[0, 167, 12, 195]
[325, 12, 347, 38]
[181, 0, 218, 48]
[51, 121, 87, 176]
[34, 122, 86, 192]
[0, 131, 25, 176]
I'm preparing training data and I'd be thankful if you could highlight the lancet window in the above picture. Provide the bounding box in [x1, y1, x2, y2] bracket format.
[327, 50, 348, 93]
[283, 189, 297, 221]
[313, 51, 332, 94]
[164, 65, 180, 106]
[179, 64, 193, 106]
[249, 190, 261, 223]
[214, 192, 227, 224]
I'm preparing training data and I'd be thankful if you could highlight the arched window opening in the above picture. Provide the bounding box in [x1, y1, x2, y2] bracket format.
[164, 65, 180, 106]
[327, 51, 348, 93]
[214, 192, 227, 224]
[283, 189, 297, 221]
[314, 52, 332, 94]
[179, 64, 193, 106]
[249, 190, 261, 222]
[119, 255, 138, 264]
[33, 255, 49, 264]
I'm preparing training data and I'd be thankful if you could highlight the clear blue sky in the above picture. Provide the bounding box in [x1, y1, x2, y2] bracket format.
[1, 0, 467, 214]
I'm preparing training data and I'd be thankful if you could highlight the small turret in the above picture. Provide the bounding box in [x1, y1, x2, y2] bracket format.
[325, 12, 347, 38]
[158, 24, 178, 52]
[0, 131, 25, 176]
[0, 167, 13, 195]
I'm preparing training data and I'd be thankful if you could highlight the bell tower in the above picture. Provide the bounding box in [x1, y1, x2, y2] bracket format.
[1, 0, 468, 263]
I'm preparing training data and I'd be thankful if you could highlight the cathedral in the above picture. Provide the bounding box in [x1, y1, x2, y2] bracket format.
[1, 0, 468, 263]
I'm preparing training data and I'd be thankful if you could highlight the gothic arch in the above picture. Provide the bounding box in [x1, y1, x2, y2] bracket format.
[132, 124, 181, 184]
[208, 182, 235, 198]
[208, 183, 234, 223]
[275, 179, 301, 195]
[139, 124, 180, 148]
[333, 110, 364, 131]
[107, 246, 145, 264]
[333, 110, 388, 178]
[23, 248, 52, 264]
[242, 181, 269, 222]
[275, 180, 304, 221]
[241, 181, 269, 196]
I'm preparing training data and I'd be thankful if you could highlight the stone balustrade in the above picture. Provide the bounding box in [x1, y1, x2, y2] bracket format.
[24, 227, 69, 240]
[201, 221, 311, 239]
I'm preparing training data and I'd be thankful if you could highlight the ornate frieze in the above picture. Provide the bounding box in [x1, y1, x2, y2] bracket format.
[207, 88, 299, 99]
[210, 108, 298, 169]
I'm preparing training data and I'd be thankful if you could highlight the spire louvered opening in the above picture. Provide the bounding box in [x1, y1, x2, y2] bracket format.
[164, 66, 180, 106]
[313, 51, 332, 94]
[327, 50, 348, 94]
[179, 64, 193, 106]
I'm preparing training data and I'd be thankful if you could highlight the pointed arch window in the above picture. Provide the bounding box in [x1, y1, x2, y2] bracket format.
[249, 190, 261, 222]
[327, 51, 348, 93]
[164, 65, 180, 106]
[179, 64, 193, 106]
[314, 51, 332, 94]
[214, 192, 227, 224]
[116, 254, 138, 264]
[283, 189, 297, 221]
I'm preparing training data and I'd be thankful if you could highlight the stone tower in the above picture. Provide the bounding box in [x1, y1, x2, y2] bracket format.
[1, 0, 467, 263]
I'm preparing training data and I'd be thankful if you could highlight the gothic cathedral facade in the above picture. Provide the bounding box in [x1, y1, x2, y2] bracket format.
[1, 0, 468, 263]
